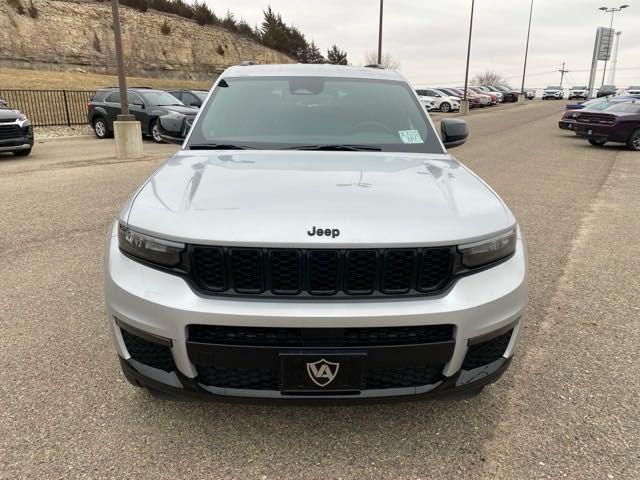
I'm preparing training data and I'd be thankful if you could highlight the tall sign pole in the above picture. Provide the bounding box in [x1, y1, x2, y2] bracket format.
[377, 0, 383, 64]
[587, 28, 603, 98]
[110, 0, 132, 120]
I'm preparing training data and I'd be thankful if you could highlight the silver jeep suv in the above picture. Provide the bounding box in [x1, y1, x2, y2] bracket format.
[105, 64, 527, 400]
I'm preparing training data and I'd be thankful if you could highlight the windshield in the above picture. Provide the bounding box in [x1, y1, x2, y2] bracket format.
[194, 91, 208, 101]
[628, 86, 640, 90]
[572, 86, 587, 90]
[585, 101, 616, 111]
[187, 76, 444, 153]
[546, 86, 561, 90]
[601, 85, 616, 90]
[141, 91, 184, 106]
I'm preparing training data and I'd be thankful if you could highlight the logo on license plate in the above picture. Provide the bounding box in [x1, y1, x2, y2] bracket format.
[306, 358, 340, 387]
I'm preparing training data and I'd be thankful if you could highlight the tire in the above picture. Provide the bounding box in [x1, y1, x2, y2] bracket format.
[588, 138, 607, 146]
[627, 128, 640, 151]
[13, 148, 31, 157]
[149, 119, 164, 143]
[439, 102, 451, 113]
[93, 117, 109, 139]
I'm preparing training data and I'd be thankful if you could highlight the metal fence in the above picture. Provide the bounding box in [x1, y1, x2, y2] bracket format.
[0, 89, 96, 127]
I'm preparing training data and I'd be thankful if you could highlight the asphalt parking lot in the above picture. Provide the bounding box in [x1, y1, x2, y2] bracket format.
[1, 100, 638, 479]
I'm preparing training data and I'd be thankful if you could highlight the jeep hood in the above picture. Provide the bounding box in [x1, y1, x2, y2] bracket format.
[124, 150, 515, 247]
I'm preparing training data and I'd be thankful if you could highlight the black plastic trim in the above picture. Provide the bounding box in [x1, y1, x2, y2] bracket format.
[115, 317, 173, 347]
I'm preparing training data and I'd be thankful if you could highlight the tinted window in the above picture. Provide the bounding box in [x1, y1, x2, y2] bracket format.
[629, 86, 640, 90]
[140, 91, 184, 106]
[168, 91, 183, 101]
[416, 89, 428, 96]
[105, 91, 120, 103]
[572, 86, 587, 90]
[546, 86, 561, 90]
[194, 91, 208, 101]
[607, 103, 640, 113]
[188, 76, 444, 154]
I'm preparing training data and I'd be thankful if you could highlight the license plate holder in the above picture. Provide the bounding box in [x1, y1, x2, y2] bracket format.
[280, 353, 365, 394]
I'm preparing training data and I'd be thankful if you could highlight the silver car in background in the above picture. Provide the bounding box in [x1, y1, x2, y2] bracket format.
[105, 64, 527, 401]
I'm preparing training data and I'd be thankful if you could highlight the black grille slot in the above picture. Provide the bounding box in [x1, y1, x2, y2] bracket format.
[120, 329, 175, 372]
[417, 248, 453, 291]
[189, 246, 454, 298]
[188, 324, 454, 347]
[230, 248, 264, 293]
[365, 365, 442, 389]
[196, 365, 278, 390]
[345, 250, 377, 295]
[192, 246, 226, 291]
[382, 249, 416, 293]
[308, 250, 340, 295]
[462, 330, 513, 370]
[270, 250, 302, 294]
[0, 124, 22, 140]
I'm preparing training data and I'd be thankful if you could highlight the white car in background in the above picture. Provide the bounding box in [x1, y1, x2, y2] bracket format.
[415, 88, 460, 113]
[625, 85, 640, 95]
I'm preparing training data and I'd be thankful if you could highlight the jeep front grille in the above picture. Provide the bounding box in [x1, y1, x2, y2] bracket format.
[189, 246, 454, 298]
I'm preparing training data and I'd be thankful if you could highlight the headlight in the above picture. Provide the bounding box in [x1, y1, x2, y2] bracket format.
[118, 223, 185, 267]
[459, 228, 517, 268]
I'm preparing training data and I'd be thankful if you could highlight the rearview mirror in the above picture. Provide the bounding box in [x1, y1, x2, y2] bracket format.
[158, 115, 186, 144]
[440, 118, 469, 149]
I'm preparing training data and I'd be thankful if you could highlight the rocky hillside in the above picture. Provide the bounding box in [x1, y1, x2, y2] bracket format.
[0, 0, 293, 80]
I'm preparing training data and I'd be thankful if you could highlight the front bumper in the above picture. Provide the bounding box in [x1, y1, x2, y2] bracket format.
[558, 120, 576, 130]
[0, 123, 33, 152]
[105, 223, 527, 400]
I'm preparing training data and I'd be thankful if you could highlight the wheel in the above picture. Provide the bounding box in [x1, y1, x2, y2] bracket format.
[13, 148, 31, 157]
[93, 117, 110, 139]
[627, 128, 640, 151]
[439, 102, 451, 113]
[588, 138, 607, 146]
[150, 119, 164, 143]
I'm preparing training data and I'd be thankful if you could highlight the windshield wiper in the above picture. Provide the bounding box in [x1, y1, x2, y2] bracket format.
[283, 144, 382, 151]
[188, 144, 251, 150]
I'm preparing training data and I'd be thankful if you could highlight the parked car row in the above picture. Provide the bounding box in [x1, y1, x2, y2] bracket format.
[0, 99, 34, 157]
[87, 87, 207, 142]
[544, 84, 640, 100]
[558, 94, 640, 150]
[415, 84, 529, 112]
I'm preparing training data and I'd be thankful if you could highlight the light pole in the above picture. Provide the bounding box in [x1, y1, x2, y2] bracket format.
[110, 0, 142, 159]
[461, 0, 475, 113]
[599, 4, 628, 87]
[520, 0, 534, 100]
[377, 0, 383, 64]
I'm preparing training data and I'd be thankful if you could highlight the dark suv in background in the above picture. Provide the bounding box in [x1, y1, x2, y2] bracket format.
[0, 103, 34, 157]
[87, 88, 199, 142]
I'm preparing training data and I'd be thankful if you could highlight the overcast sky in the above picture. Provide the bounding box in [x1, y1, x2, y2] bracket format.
[205, 0, 640, 88]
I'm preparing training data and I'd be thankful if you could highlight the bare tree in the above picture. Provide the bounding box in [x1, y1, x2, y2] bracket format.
[364, 51, 400, 70]
[471, 70, 508, 86]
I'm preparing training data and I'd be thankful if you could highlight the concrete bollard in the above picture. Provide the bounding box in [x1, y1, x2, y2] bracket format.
[113, 121, 143, 159]
[517, 94, 526, 103]
[459, 100, 470, 115]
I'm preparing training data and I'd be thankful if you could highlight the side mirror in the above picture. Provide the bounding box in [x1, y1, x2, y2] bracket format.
[441, 118, 469, 149]
[132, 101, 145, 109]
[157, 114, 186, 144]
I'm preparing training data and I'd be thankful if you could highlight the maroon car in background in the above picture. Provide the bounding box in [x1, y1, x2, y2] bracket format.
[574, 101, 640, 150]
[440, 87, 483, 108]
[469, 86, 498, 105]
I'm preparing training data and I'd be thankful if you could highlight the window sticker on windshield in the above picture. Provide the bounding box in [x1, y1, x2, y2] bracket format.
[398, 129, 423, 144]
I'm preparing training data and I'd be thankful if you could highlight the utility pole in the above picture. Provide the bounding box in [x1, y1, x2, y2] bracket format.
[558, 62, 569, 88]
[377, 0, 383, 64]
[608, 31, 622, 85]
[520, 0, 534, 99]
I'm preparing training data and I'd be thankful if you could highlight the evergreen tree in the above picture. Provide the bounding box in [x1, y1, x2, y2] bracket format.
[305, 41, 325, 64]
[327, 45, 348, 65]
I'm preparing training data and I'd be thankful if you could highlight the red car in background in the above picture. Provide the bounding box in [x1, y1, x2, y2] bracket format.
[440, 88, 483, 108]
[469, 86, 498, 105]
[574, 101, 640, 150]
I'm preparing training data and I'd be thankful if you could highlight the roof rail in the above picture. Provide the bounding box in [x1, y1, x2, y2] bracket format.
[364, 64, 385, 69]
[239, 61, 256, 66]
[104, 86, 154, 89]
